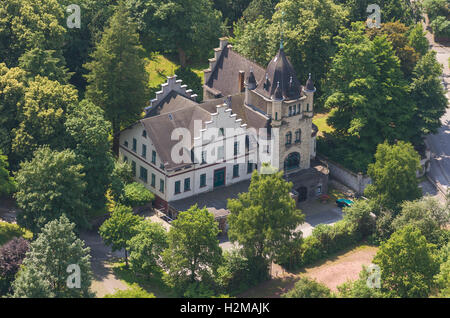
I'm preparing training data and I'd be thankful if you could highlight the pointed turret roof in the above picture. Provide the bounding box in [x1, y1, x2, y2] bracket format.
[255, 48, 302, 101]
[305, 73, 316, 93]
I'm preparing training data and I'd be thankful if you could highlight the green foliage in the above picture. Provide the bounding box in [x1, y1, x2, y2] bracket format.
[127, 220, 167, 276]
[283, 276, 333, 298]
[423, 0, 449, 22]
[11, 76, 78, 163]
[99, 204, 143, 266]
[18, 48, 70, 83]
[337, 265, 387, 298]
[430, 15, 450, 39]
[104, 283, 155, 298]
[342, 200, 376, 238]
[373, 225, 440, 298]
[434, 243, 450, 297]
[227, 168, 304, 277]
[392, 197, 450, 247]
[174, 66, 203, 101]
[65, 100, 115, 212]
[0, 0, 66, 67]
[365, 141, 421, 213]
[121, 182, 155, 207]
[162, 205, 222, 295]
[11, 215, 93, 298]
[0, 221, 32, 246]
[213, 0, 252, 26]
[0, 150, 15, 197]
[242, 0, 278, 22]
[85, 1, 149, 139]
[374, 210, 395, 243]
[408, 23, 430, 57]
[126, 0, 225, 66]
[14, 146, 89, 233]
[110, 160, 134, 201]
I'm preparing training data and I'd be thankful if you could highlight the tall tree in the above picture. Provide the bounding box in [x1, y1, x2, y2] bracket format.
[408, 23, 430, 57]
[99, 204, 143, 267]
[11, 76, 78, 164]
[125, 0, 225, 66]
[65, 100, 115, 213]
[14, 146, 89, 233]
[409, 51, 448, 144]
[365, 141, 421, 213]
[12, 215, 93, 298]
[162, 205, 222, 295]
[227, 168, 304, 280]
[0, 150, 15, 197]
[0, 0, 66, 67]
[85, 1, 148, 152]
[373, 225, 440, 298]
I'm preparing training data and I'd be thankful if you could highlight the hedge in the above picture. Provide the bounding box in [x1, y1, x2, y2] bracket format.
[0, 221, 33, 246]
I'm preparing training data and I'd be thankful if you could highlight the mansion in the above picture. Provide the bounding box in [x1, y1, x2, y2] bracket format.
[118, 38, 329, 218]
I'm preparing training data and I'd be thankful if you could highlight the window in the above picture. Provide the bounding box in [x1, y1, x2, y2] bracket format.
[247, 162, 254, 174]
[201, 151, 207, 164]
[124, 140, 129, 148]
[233, 164, 239, 178]
[184, 178, 191, 191]
[218, 146, 224, 160]
[295, 129, 301, 143]
[175, 181, 181, 194]
[132, 138, 137, 152]
[160, 163, 164, 170]
[152, 150, 156, 164]
[307, 103, 310, 112]
[285, 132, 292, 145]
[160, 179, 164, 193]
[297, 104, 301, 113]
[123, 155, 128, 162]
[200, 174, 206, 187]
[266, 145, 270, 153]
[151, 174, 155, 187]
[219, 128, 224, 137]
[131, 161, 136, 176]
[142, 144, 147, 158]
[234, 141, 239, 156]
[317, 185, 322, 195]
[142, 130, 147, 138]
[275, 112, 278, 120]
[139, 166, 148, 183]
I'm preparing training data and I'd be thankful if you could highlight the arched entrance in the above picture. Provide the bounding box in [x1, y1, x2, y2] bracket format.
[284, 152, 300, 171]
[297, 186, 308, 202]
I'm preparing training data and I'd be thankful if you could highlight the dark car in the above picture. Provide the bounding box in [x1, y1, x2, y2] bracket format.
[336, 198, 354, 208]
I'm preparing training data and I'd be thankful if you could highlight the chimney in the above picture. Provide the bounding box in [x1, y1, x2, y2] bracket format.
[238, 70, 245, 93]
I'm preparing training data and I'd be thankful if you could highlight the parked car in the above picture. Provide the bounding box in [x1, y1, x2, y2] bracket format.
[336, 198, 354, 208]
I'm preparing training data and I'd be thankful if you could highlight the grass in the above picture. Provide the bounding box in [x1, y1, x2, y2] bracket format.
[111, 261, 175, 298]
[0, 221, 33, 246]
[146, 53, 207, 92]
[312, 112, 334, 137]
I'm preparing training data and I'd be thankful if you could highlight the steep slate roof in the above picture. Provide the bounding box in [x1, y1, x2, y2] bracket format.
[255, 48, 303, 101]
[205, 46, 265, 97]
[145, 91, 198, 117]
[140, 105, 211, 170]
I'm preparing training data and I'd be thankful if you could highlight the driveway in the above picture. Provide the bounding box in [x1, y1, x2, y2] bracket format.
[424, 17, 450, 195]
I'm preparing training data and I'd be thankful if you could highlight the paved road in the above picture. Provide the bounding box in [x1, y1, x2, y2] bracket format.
[424, 20, 450, 195]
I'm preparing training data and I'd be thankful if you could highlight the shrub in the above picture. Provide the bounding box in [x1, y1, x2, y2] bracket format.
[0, 237, 30, 295]
[104, 283, 155, 298]
[0, 221, 32, 246]
[216, 250, 256, 295]
[121, 182, 155, 207]
[430, 16, 450, 39]
[283, 277, 333, 298]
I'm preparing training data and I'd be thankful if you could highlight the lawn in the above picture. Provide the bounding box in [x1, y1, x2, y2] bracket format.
[312, 112, 334, 136]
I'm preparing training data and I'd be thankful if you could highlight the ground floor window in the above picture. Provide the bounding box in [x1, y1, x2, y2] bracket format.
[131, 161, 136, 176]
[233, 164, 239, 178]
[160, 179, 164, 193]
[200, 174, 206, 187]
[175, 181, 181, 194]
[284, 152, 300, 171]
[184, 178, 191, 191]
[151, 173, 155, 187]
[247, 162, 254, 174]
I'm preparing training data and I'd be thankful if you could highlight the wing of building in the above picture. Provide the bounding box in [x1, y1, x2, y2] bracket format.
[119, 38, 328, 228]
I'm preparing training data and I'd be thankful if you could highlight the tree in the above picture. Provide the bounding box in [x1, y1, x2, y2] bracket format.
[99, 204, 143, 267]
[227, 168, 304, 280]
[11, 76, 78, 163]
[283, 276, 333, 298]
[337, 265, 387, 298]
[409, 51, 448, 144]
[434, 243, 449, 297]
[373, 225, 440, 298]
[423, 0, 449, 22]
[18, 48, 70, 83]
[0, 237, 30, 295]
[14, 146, 89, 233]
[392, 197, 450, 246]
[104, 283, 155, 298]
[85, 1, 149, 152]
[162, 205, 222, 295]
[11, 215, 93, 298]
[127, 220, 167, 276]
[323, 23, 415, 172]
[0, 63, 26, 160]
[0, 0, 66, 67]
[110, 159, 134, 201]
[213, 0, 252, 26]
[242, 0, 279, 22]
[125, 0, 225, 66]
[174, 66, 203, 101]
[231, 18, 276, 67]
[408, 23, 429, 57]
[65, 100, 115, 213]
[121, 182, 155, 207]
[365, 141, 421, 213]
[0, 150, 15, 197]
[342, 200, 376, 238]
